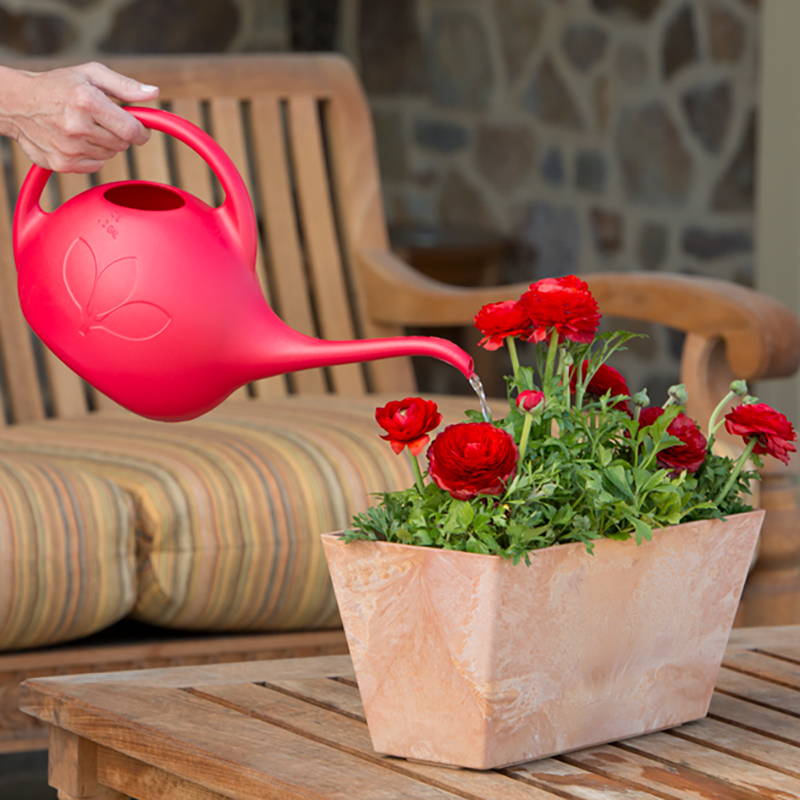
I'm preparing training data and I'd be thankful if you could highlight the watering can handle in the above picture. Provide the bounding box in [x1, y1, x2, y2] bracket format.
[14, 106, 258, 268]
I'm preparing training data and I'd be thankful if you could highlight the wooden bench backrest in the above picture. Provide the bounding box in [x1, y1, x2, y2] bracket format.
[0, 54, 414, 425]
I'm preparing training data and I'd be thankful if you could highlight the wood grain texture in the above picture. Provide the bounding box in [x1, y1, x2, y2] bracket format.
[0, 141, 46, 423]
[722, 650, 800, 689]
[287, 95, 365, 395]
[19, 627, 800, 800]
[0, 630, 346, 754]
[51, 170, 119, 417]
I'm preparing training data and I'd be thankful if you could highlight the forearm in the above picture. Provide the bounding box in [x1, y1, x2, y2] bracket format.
[0, 66, 36, 140]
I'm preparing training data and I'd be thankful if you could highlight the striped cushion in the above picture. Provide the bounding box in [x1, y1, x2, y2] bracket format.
[0, 395, 472, 633]
[0, 454, 136, 651]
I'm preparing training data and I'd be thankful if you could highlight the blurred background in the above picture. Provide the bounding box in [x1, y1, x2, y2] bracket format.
[0, 0, 763, 402]
[0, 2, 777, 796]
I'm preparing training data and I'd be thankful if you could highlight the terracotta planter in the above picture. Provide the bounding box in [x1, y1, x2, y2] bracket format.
[321, 510, 763, 769]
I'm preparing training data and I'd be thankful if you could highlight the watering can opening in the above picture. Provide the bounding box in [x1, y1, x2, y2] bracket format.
[104, 183, 185, 211]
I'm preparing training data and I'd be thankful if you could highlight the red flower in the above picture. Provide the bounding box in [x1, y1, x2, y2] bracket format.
[428, 423, 518, 500]
[519, 275, 601, 344]
[724, 403, 797, 465]
[571, 361, 631, 412]
[639, 407, 707, 475]
[474, 300, 532, 350]
[517, 390, 545, 412]
[376, 397, 442, 455]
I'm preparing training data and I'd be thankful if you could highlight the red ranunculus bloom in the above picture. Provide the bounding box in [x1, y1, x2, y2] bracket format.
[473, 300, 532, 350]
[639, 406, 707, 475]
[519, 275, 601, 344]
[724, 402, 797, 465]
[376, 397, 442, 456]
[427, 422, 518, 500]
[571, 361, 630, 411]
[517, 390, 545, 412]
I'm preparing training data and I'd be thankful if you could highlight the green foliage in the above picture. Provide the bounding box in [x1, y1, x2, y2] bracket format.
[347, 327, 761, 560]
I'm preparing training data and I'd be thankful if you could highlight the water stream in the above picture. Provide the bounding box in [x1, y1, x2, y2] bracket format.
[469, 373, 493, 422]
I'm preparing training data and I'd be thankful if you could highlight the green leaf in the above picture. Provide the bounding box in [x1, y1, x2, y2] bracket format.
[629, 517, 652, 544]
[453, 500, 475, 528]
[603, 465, 635, 503]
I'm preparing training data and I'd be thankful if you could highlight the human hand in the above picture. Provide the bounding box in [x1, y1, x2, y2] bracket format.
[0, 62, 159, 173]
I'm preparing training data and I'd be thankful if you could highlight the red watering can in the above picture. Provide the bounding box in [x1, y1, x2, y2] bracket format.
[13, 107, 474, 421]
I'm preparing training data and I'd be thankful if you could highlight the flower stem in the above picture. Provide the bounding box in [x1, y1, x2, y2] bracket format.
[714, 438, 756, 507]
[708, 390, 736, 440]
[407, 450, 425, 495]
[543, 330, 559, 394]
[507, 336, 520, 385]
[519, 412, 533, 461]
[561, 350, 571, 410]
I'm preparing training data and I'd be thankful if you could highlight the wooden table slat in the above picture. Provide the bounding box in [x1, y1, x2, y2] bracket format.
[621, 731, 800, 797]
[715, 666, 800, 716]
[670, 716, 800, 774]
[562, 744, 768, 800]
[752, 644, 800, 664]
[722, 650, 800, 690]
[726, 627, 800, 651]
[507, 759, 667, 800]
[266, 678, 366, 718]
[708, 692, 800, 746]
[22, 653, 355, 689]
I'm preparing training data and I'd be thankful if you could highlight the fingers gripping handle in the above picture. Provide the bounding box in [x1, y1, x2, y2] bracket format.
[13, 106, 258, 268]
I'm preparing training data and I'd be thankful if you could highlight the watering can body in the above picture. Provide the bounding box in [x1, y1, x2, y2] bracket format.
[13, 108, 473, 421]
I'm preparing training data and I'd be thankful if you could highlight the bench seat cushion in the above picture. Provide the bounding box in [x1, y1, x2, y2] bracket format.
[0, 395, 472, 633]
[0, 454, 136, 651]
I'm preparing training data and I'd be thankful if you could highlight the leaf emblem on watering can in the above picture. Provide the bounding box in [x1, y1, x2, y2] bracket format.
[62, 237, 172, 341]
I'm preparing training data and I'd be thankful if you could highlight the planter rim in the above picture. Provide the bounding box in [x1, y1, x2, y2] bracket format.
[322, 508, 764, 564]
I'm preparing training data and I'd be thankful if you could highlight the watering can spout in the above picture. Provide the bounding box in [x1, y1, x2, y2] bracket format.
[247, 315, 475, 384]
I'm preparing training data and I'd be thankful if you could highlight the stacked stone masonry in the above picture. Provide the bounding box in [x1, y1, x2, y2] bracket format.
[352, 0, 760, 396]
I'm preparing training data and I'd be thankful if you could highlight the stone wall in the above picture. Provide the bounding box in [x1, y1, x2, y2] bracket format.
[350, 0, 758, 283]
[344, 0, 760, 397]
[0, 0, 288, 57]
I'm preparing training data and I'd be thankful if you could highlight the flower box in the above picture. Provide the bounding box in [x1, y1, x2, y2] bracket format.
[321, 274, 793, 770]
[322, 509, 763, 769]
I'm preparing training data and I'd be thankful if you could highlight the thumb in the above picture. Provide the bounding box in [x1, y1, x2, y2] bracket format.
[81, 62, 159, 102]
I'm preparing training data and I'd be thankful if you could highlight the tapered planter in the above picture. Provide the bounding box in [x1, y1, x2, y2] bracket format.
[321, 510, 763, 769]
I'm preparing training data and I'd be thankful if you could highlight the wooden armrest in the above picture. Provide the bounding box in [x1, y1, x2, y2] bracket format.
[358, 249, 800, 381]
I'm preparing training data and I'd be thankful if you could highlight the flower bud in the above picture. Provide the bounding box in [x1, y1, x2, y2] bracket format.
[730, 379, 748, 397]
[667, 384, 688, 406]
[631, 389, 649, 408]
[516, 390, 545, 413]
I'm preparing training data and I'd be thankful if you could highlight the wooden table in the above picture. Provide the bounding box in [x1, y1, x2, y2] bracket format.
[20, 625, 800, 799]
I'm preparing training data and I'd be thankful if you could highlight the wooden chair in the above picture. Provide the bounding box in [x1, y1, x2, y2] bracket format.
[1, 53, 799, 753]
